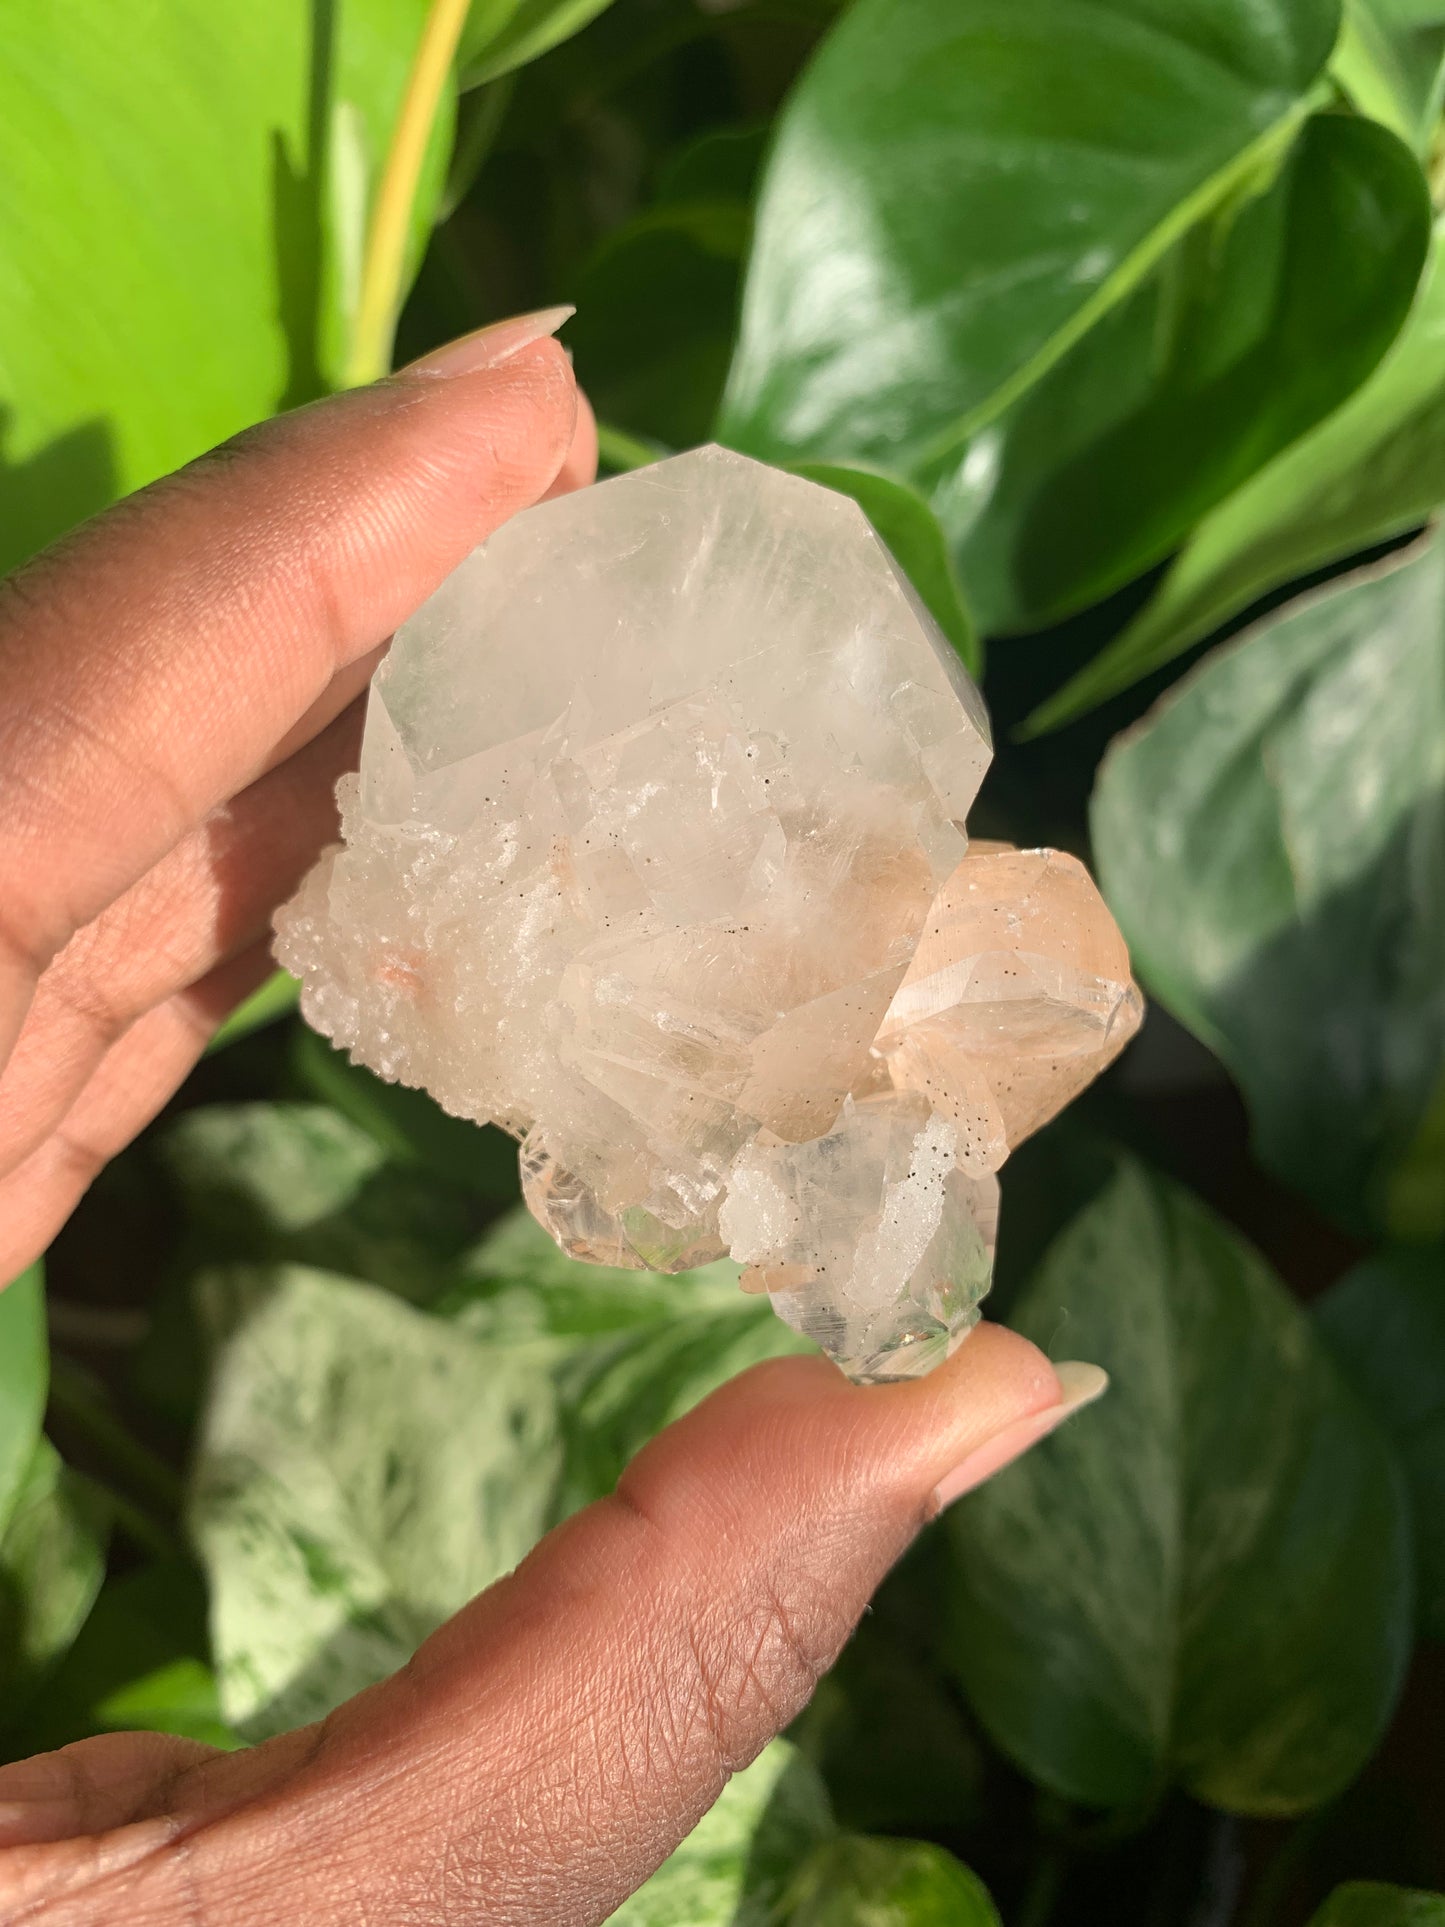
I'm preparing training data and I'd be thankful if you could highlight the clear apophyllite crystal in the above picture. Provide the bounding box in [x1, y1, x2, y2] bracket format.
[276, 446, 1139, 1381]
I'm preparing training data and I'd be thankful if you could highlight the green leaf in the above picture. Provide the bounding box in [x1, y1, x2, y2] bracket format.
[790, 1835, 1002, 1927]
[8, 1559, 238, 1756]
[570, 200, 752, 449]
[788, 1608, 987, 1837]
[1387, 1061, 1445, 1240]
[0, 1440, 109, 1732]
[1332, 1, 1445, 149]
[790, 463, 980, 674]
[0, 0, 444, 575]
[443, 1209, 812, 1516]
[1032, 223, 1445, 733]
[609, 1739, 835, 1927]
[0, 1265, 47, 1539]
[1309, 1883, 1445, 1926]
[288, 1026, 520, 1198]
[1090, 534, 1445, 1236]
[156, 1101, 488, 1300]
[189, 1264, 563, 1738]
[719, 0, 1340, 471]
[459, 0, 619, 91]
[943, 1157, 1411, 1814]
[948, 112, 1429, 637]
[1317, 1246, 1445, 1638]
[206, 969, 300, 1055]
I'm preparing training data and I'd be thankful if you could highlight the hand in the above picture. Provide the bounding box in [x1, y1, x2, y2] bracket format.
[0, 314, 1087, 1925]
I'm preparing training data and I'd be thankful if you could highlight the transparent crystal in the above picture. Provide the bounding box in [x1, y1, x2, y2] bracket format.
[276, 447, 1138, 1381]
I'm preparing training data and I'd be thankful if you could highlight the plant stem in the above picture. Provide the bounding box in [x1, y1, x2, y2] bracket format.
[347, 0, 472, 386]
[596, 421, 670, 473]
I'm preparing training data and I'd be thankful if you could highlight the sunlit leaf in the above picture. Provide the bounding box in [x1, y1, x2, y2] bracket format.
[0, 0, 445, 575]
[949, 113, 1428, 636]
[1030, 226, 1445, 732]
[721, 0, 1340, 471]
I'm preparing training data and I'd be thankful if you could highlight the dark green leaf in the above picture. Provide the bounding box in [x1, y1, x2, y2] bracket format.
[1317, 1246, 1445, 1637]
[790, 463, 980, 673]
[0, 0, 444, 574]
[655, 126, 768, 207]
[8, 1559, 238, 1756]
[459, 0, 619, 90]
[943, 1157, 1411, 1813]
[720, 0, 1340, 469]
[570, 201, 751, 448]
[1309, 1883, 1445, 1926]
[950, 113, 1429, 636]
[789, 1609, 986, 1836]
[790, 1835, 1002, 1927]
[609, 1739, 835, 1927]
[0, 1265, 47, 1539]
[288, 1026, 520, 1197]
[189, 1264, 562, 1738]
[0, 1440, 109, 1731]
[1091, 534, 1445, 1237]
[1032, 224, 1445, 733]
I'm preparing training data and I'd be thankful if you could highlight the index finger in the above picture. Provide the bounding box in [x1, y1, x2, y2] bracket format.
[0, 309, 579, 1057]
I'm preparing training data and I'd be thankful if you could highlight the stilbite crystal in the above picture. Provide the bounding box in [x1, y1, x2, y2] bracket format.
[276, 446, 1139, 1380]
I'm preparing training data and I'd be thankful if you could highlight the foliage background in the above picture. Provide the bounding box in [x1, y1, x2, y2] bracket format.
[2, 0, 1445, 1921]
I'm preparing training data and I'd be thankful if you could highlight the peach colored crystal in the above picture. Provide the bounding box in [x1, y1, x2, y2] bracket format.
[276, 448, 1139, 1381]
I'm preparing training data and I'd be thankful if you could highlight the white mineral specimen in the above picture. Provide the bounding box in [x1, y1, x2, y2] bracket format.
[276, 446, 1139, 1381]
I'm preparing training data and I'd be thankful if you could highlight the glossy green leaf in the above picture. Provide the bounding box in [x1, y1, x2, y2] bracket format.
[790, 463, 980, 673]
[943, 1158, 1411, 1814]
[1317, 1247, 1445, 1638]
[790, 1836, 1002, 1927]
[1032, 226, 1445, 733]
[949, 112, 1429, 636]
[8, 1560, 238, 1756]
[609, 1739, 835, 1927]
[0, 0, 443, 576]
[1310, 1883, 1445, 1926]
[157, 1101, 488, 1300]
[0, 1440, 109, 1730]
[0, 1265, 47, 1540]
[720, 0, 1340, 470]
[288, 1026, 520, 1197]
[1332, 1, 1445, 148]
[189, 1264, 562, 1738]
[459, 0, 619, 90]
[1091, 534, 1445, 1236]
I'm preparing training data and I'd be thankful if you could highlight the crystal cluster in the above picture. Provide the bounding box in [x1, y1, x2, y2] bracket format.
[276, 447, 1140, 1380]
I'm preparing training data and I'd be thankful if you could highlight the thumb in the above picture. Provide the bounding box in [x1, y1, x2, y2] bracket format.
[0, 1326, 1104, 1927]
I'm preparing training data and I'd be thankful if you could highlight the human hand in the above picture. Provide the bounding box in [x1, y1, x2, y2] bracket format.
[0, 313, 1097, 1925]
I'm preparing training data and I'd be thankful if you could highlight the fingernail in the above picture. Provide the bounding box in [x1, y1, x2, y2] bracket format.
[931, 1360, 1109, 1513]
[402, 305, 575, 379]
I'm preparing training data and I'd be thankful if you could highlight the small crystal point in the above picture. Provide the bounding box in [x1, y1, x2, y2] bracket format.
[276, 448, 1139, 1382]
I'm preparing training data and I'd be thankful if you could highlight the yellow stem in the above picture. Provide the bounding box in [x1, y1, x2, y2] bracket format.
[347, 0, 471, 386]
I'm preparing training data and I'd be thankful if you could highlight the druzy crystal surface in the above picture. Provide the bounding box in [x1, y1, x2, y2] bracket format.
[276, 447, 1140, 1380]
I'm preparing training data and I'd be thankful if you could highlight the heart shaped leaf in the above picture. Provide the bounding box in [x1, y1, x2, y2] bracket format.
[943, 1157, 1411, 1813]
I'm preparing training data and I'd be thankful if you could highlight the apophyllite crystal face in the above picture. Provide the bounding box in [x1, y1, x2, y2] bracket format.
[276, 446, 1141, 1381]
